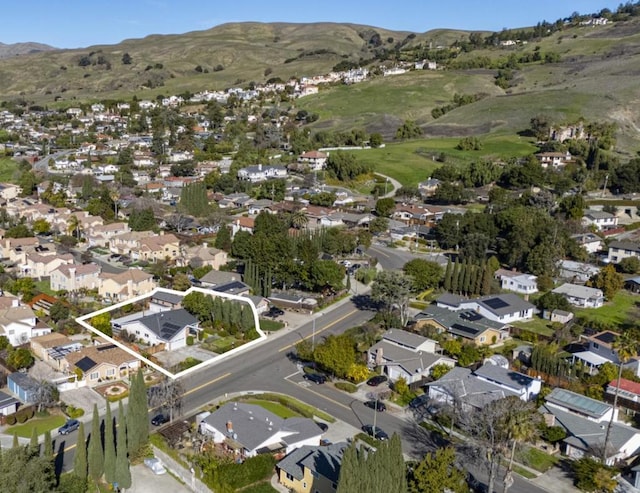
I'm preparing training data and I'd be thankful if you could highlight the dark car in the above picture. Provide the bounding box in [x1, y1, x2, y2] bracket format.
[366, 375, 388, 387]
[58, 419, 80, 435]
[303, 372, 327, 384]
[364, 400, 386, 412]
[362, 424, 389, 441]
[316, 422, 329, 432]
[151, 413, 170, 426]
[266, 306, 284, 318]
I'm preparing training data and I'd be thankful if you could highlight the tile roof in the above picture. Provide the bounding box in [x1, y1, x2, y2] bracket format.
[608, 378, 640, 396]
[65, 344, 138, 371]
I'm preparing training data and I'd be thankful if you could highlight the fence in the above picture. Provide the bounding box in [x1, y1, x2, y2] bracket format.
[151, 445, 211, 493]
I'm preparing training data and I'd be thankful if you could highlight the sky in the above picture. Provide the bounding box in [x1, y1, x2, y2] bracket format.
[1, 0, 621, 48]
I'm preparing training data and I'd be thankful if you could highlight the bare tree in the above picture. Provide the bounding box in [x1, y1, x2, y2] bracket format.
[148, 378, 184, 422]
[165, 212, 191, 233]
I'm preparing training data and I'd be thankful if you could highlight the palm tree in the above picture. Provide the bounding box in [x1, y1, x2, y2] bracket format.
[290, 209, 308, 230]
[602, 330, 638, 463]
[67, 214, 82, 239]
[503, 397, 541, 493]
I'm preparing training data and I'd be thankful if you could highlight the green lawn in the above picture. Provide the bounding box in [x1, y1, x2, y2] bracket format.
[240, 482, 278, 493]
[244, 399, 301, 419]
[34, 279, 56, 296]
[0, 157, 19, 183]
[259, 319, 285, 332]
[574, 291, 639, 327]
[514, 445, 559, 473]
[8, 415, 66, 438]
[512, 317, 555, 338]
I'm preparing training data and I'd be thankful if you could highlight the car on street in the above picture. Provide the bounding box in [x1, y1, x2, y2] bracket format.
[364, 400, 386, 412]
[58, 419, 80, 435]
[366, 375, 388, 387]
[362, 424, 389, 441]
[151, 413, 170, 426]
[303, 372, 327, 384]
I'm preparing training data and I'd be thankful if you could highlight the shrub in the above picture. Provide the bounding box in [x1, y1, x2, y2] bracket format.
[66, 405, 85, 419]
[6, 414, 16, 425]
[16, 411, 28, 423]
[26, 407, 35, 419]
[187, 335, 195, 346]
[335, 382, 358, 393]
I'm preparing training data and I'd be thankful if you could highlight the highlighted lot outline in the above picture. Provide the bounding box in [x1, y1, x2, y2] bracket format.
[75, 286, 264, 379]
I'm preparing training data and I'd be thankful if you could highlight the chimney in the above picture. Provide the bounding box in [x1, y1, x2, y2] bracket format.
[11, 298, 19, 308]
[226, 421, 233, 433]
[258, 163, 262, 171]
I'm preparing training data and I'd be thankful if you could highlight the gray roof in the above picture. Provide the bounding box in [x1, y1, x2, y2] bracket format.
[136, 308, 197, 341]
[0, 390, 19, 409]
[202, 402, 321, 452]
[609, 241, 640, 254]
[584, 210, 615, 220]
[416, 305, 505, 339]
[277, 442, 347, 482]
[476, 294, 535, 316]
[474, 363, 536, 392]
[151, 291, 184, 305]
[209, 281, 250, 295]
[552, 283, 603, 300]
[200, 270, 241, 286]
[545, 388, 611, 419]
[381, 329, 431, 350]
[8, 372, 39, 393]
[435, 293, 464, 307]
[369, 340, 444, 375]
[540, 404, 640, 456]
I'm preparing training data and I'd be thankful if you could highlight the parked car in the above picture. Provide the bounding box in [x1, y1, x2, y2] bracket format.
[364, 400, 386, 412]
[303, 372, 327, 384]
[366, 375, 388, 387]
[151, 413, 169, 426]
[316, 422, 329, 432]
[362, 424, 389, 441]
[266, 306, 284, 318]
[58, 419, 80, 435]
[144, 457, 167, 475]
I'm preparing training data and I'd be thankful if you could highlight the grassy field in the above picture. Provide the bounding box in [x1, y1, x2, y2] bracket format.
[512, 317, 555, 338]
[342, 135, 536, 186]
[9, 414, 66, 438]
[574, 290, 639, 327]
[244, 399, 301, 419]
[0, 157, 19, 183]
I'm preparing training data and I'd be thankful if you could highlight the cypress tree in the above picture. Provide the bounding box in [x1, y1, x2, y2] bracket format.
[389, 434, 407, 492]
[104, 403, 116, 484]
[30, 427, 39, 451]
[126, 372, 139, 456]
[450, 260, 459, 293]
[43, 430, 52, 458]
[12, 432, 18, 449]
[462, 259, 472, 295]
[481, 263, 493, 295]
[73, 422, 87, 481]
[443, 259, 453, 291]
[475, 262, 485, 295]
[213, 296, 223, 324]
[136, 370, 149, 450]
[230, 302, 242, 328]
[336, 444, 358, 493]
[456, 260, 465, 294]
[88, 404, 104, 481]
[221, 300, 231, 327]
[115, 401, 132, 490]
[241, 305, 254, 332]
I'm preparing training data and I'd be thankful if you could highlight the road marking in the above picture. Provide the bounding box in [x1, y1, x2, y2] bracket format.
[285, 370, 301, 380]
[287, 379, 351, 411]
[277, 309, 359, 352]
[62, 372, 233, 453]
[370, 246, 390, 258]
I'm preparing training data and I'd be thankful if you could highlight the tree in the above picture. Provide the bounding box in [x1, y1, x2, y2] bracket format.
[588, 264, 623, 299]
[88, 404, 104, 481]
[214, 226, 232, 252]
[403, 259, 443, 292]
[395, 120, 423, 140]
[148, 378, 184, 422]
[42, 430, 52, 458]
[7, 348, 34, 370]
[572, 457, 616, 493]
[126, 369, 149, 458]
[290, 209, 309, 230]
[619, 256, 640, 274]
[32, 219, 51, 235]
[409, 446, 467, 493]
[121, 52, 132, 64]
[67, 214, 82, 239]
[49, 301, 70, 322]
[0, 444, 56, 493]
[312, 334, 357, 379]
[371, 271, 413, 327]
[369, 133, 383, 147]
[128, 207, 157, 231]
[172, 273, 191, 291]
[91, 312, 112, 337]
[73, 422, 87, 481]
[375, 197, 395, 217]
[179, 182, 209, 217]
[104, 403, 116, 485]
[115, 401, 132, 490]
[369, 216, 389, 235]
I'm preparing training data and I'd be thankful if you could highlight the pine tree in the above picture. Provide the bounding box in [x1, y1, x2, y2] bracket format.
[443, 259, 453, 291]
[88, 404, 104, 481]
[104, 403, 116, 484]
[73, 422, 87, 481]
[43, 430, 52, 458]
[450, 260, 460, 293]
[115, 401, 132, 490]
[30, 427, 39, 451]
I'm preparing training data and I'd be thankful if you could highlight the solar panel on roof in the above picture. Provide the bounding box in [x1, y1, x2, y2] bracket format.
[483, 298, 509, 310]
[450, 324, 480, 336]
[594, 332, 616, 344]
[76, 356, 97, 372]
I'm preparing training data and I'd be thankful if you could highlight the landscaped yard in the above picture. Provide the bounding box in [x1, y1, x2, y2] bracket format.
[8, 414, 66, 438]
[244, 399, 301, 419]
[0, 157, 19, 183]
[512, 317, 555, 338]
[514, 445, 559, 473]
[34, 279, 56, 296]
[259, 319, 285, 332]
[574, 290, 639, 327]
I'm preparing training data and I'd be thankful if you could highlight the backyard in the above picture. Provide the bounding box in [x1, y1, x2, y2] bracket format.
[575, 290, 639, 327]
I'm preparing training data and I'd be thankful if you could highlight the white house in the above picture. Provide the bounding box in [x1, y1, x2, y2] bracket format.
[494, 269, 538, 296]
[199, 402, 322, 458]
[536, 151, 572, 168]
[607, 241, 640, 264]
[237, 164, 288, 183]
[571, 233, 604, 254]
[0, 303, 49, 347]
[435, 293, 534, 324]
[115, 308, 198, 350]
[552, 283, 605, 308]
[298, 151, 328, 171]
[582, 210, 618, 231]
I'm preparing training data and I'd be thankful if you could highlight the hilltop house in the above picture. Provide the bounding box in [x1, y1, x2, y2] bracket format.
[494, 269, 538, 296]
[367, 329, 455, 384]
[297, 151, 328, 172]
[237, 164, 288, 182]
[607, 241, 640, 264]
[434, 293, 534, 324]
[582, 210, 618, 231]
[114, 308, 198, 350]
[552, 283, 605, 308]
[199, 402, 322, 458]
[535, 151, 572, 168]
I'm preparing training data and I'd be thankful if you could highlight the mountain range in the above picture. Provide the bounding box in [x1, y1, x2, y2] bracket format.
[0, 41, 56, 59]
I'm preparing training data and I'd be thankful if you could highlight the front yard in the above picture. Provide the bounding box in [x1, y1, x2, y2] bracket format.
[8, 413, 66, 438]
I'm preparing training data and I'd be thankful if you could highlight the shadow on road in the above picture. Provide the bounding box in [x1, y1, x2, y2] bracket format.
[400, 418, 451, 458]
[54, 439, 66, 476]
[351, 294, 380, 311]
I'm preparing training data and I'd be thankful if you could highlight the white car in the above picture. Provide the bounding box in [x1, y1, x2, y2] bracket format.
[144, 458, 167, 475]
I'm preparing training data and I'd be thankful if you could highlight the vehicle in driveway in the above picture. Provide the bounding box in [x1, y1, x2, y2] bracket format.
[362, 424, 389, 441]
[364, 400, 386, 412]
[266, 306, 284, 318]
[315, 422, 329, 432]
[366, 375, 388, 387]
[58, 419, 80, 435]
[151, 413, 170, 426]
[144, 457, 167, 475]
[303, 372, 327, 384]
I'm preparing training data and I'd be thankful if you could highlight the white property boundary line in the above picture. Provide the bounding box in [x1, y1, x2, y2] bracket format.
[75, 286, 264, 380]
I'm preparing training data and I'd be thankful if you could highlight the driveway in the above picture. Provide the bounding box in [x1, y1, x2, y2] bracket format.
[60, 387, 106, 413]
[129, 463, 190, 493]
[153, 345, 218, 369]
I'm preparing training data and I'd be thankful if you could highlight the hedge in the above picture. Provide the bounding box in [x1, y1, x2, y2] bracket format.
[335, 382, 358, 393]
[6, 414, 16, 425]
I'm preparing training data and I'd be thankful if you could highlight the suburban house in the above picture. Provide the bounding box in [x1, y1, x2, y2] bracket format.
[0, 183, 21, 201]
[184, 244, 228, 270]
[3, 237, 43, 263]
[494, 269, 538, 296]
[108, 231, 151, 256]
[418, 177, 441, 197]
[30, 332, 82, 372]
[148, 291, 183, 313]
[414, 305, 510, 346]
[625, 276, 640, 294]
[605, 378, 640, 414]
[434, 293, 535, 324]
[199, 270, 243, 288]
[231, 217, 255, 238]
[367, 329, 455, 385]
[7, 372, 39, 403]
[115, 308, 198, 350]
[297, 151, 328, 172]
[98, 269, 156, 302]
[539, 388, 640, 465]
[607, 241, 640, 264]
[552, 283, 605, 308]
[277, 442, 346, 493]
[137, 233, 182, 263]
[0, 390, 19, 416]
[557, 260, 601, 284]
[208, 280, 251, 296]
[63, 343, 141, 385]
[535, 151, 573, 168]
[237, 164, 288, 182]
[199, 402, 322, 458]
[85, 222, 131, 247]
[582, 210, 618, 231]
[571, 233, 604, 254]
[0, 303, 49, 346]
[18, 252, 74, 279]
[570, 331, 626, 375]
[50, 263, 102, 292]
[425, 362, 541, 411]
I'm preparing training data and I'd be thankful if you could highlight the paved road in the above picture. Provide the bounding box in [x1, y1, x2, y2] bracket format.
[367, 243, 446, 271]
[32, 150, 72, 173]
